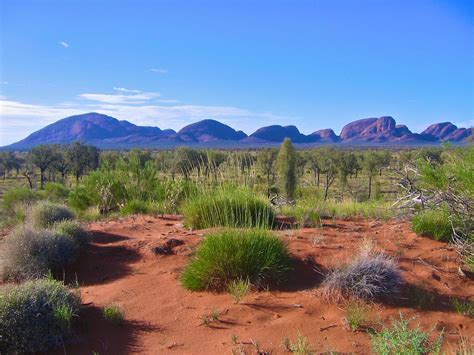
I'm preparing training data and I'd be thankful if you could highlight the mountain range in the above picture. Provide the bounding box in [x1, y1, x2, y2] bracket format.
[2, 112, 472, 150]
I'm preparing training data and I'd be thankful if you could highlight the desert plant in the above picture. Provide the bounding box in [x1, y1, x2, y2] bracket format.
[182, 188, 275, 229]
[322, 251, 402, 301]
[181, 229, 291, 291]
[370, 314, 444, 355]
[276, 138, 297, 200]
[283, 333, 314, 354]
[44, 182, 70, 201]
[53, 220, 89, 247]
[30, 200, 75, 228]
[201, 308, 220, 326]
[227, 279, 250, 303]
[103, 304, 125, 325]
[2, 225, 78, 281]
[2, 187, 42, 213]
[452, 298, 474, 317]
[0, 278, 80, 353]
[412, 208, 453, 242]
[120, 199, 152, 215]
[344, 299, 373, 331]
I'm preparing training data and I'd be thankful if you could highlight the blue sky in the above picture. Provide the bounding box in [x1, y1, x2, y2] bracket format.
[0, 0, 473, 144]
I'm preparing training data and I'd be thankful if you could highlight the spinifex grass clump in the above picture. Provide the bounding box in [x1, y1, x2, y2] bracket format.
[412, 208, 453, 242]
[181, 229, 292, 291]
[0, 279, 80, 353]
[322, 248, 402, 301]
[53, 220, 89, 247]
[2, 225, 78, 281]
[30, 200, 75, 228]
[182, 188, 276, 229]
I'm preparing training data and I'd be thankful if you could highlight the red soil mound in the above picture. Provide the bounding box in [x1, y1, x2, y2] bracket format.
[58, 216, 472, 354]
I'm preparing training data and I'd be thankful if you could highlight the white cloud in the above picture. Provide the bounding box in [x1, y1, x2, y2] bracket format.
[79, 91, 162, 104]
[0, 81, 8, 85]
[59, 41, 69, 48]
[113, 87, 141, 94]
[149, 68, 168, 74]
[454, 120, 474, 128]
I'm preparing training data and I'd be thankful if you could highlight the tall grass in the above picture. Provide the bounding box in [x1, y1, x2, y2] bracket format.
[412, 208, 453, 242]
[181, 229, 291, 291]
[182, 187, 276, 229]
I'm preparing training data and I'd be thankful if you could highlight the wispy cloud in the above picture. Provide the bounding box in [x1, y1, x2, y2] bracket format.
[79, 91, 162, 104]
[149, 68, 168, 74]
[113, 87, 141, 94]
[0, 81, 8, 85]
[59, 41, 70, 48]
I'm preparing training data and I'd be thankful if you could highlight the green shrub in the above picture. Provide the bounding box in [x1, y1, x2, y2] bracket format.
[102, 304, 125, 325]
[2, 187, 42, 212]
[44, 182, 70, 201]
[0, 279, 80, 353]
[68, 185, 95, 211]
[412, 208, 453, 242]
[281, 205, 321, 228]
[120, 199, 152, 215]
[53, 220, 89, 247]
[2, 225, 78, 281]
[182, 188, 275, 229]
[371, 314, 443, 355]
[181, 229, 291, 291]
[30, 201, 75, 228]
[227, 279, 250, 304]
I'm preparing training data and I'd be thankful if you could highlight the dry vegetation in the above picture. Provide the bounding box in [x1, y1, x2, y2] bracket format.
[0, 142, 472, 353]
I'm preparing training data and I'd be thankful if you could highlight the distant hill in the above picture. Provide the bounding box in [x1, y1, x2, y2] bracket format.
[2, 112, 472, 150]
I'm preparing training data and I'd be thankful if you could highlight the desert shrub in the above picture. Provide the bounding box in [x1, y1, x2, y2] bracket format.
[0, 278, 80, 353]
[2, 225, 78, 281]
[102, 304, 125, 325]
[322, 251, 402, 301]
[283, 334, 314, 354]
[182, 188, 275, 229]
[281, 205, 321, 228]
[158, 179, 200, 213]
[412, 208, 453, 242]
[120, 199, 152, 215]
[227, 279, 250, 304]
[29, 201, 75, 228]
[452, 298, 474, 317]
[44, 182, 70, 201]
[344, 299, 373, 331]
[68, 185, 95, 211]
[2, 187, 42, 213]
[53, 220, 89, 247]
[371, 314, 443, 355]
[181, 229, 291, 291]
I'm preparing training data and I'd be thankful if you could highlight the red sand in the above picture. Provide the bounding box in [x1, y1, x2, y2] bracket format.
[56, 215, 473, 354]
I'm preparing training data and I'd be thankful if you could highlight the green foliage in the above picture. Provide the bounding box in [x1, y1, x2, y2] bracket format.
[68, 185, 95, 211]
[370, 314, 444, 355]
[452, 298, 474, 317]
[283, 334, 314, 354]
[344, 299, 373, 331]
[0, 278, 80, 353]
[53, 220, 89, 247]
[227, 279, 250, 303]
[276, 138, 297, 199]
[103, 304, 125, 325]
[2, 187, 42, 212]
[412, 208, 453, 242]
[120, 199, 153, 215]
[181, 229, 292, 291]
[2, 225, 78, 281]
[29, 145, 57, 188]
[30, 200, 75, 228]
[182, 187, 275, 229]
[44, 182, 70, 201]
[281, 205, 321, 228]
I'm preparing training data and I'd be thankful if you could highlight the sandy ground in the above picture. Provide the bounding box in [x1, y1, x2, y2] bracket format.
[52, 215, 474, 354]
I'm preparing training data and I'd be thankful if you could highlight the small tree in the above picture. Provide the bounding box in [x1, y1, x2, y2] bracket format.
[276, 138, 297, 200]
[258, 149, 278, 196]
[66, 142, 99, 183]
[363, 152, 379, 199]
[319, 149, 339, 201]
[29, 145, 57, 189]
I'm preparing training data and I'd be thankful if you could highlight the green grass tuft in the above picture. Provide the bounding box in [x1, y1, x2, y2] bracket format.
[102, 304, 125, 325]
[181, 229, 291, 291]
[412, 208, 453, 242]
[371, 314, 444, 355]
[182, 188, 275, 229]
